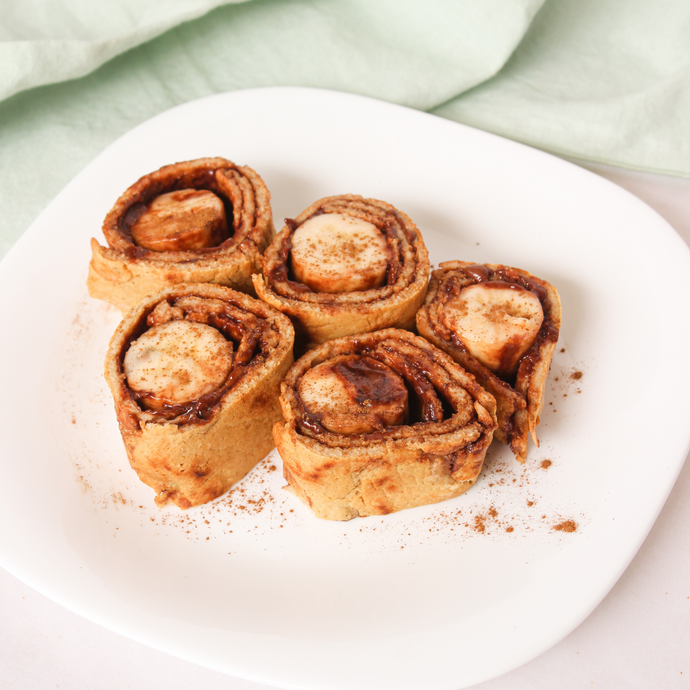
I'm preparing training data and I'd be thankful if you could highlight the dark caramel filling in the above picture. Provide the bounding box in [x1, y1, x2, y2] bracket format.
[335, 356, 405, 404]
[299, 355, 409, 434]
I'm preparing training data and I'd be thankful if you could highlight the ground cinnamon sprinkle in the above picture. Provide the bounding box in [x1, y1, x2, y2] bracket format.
[540, 459, 552, 469]
[473, 514, 486, 533]
[570, 370, 583, 381]
[553, 520, 578, 533]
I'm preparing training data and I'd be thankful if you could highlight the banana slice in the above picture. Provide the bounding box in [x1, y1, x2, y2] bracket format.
[298, 354, 408, 434]
[129, 189, 228, 252]
[440, 282, 544, 377]
[290, 213, 390, 293]
[123, 319, 234, 409]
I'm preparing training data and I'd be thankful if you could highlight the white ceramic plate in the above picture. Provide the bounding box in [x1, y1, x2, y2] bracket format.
[1, 87, 689, 690]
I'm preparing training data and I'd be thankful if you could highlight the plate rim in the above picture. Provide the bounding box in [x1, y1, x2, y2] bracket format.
[1, 86, 690, 690]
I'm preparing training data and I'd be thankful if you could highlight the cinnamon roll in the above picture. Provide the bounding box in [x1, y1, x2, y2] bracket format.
[105, 283, 294, 509]
[274, 329, 497, 521]
[88, 158, 273, 311]
[416, 261, 561, 462]
[252, 195, 430, 351]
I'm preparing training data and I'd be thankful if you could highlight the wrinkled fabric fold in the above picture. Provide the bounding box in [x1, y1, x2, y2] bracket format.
[2, 0, 689, 265]
[0, 0, 250, 101]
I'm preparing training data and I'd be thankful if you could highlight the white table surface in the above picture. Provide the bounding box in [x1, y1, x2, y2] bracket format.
[1, 160, 689, 690]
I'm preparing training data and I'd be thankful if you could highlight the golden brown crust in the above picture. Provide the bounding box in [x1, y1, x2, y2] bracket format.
[274, 329, 497, 520]
[416, 261, 561, 462]
[88, 158, 274, 311]
[253, 195, 429, 350]
[105, 283, 294, 509]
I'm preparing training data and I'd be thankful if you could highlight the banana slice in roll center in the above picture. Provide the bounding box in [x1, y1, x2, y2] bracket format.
[290, 213, 390, 293]
[441, 282, 544, 377]
[123, 319, 234, 408]
[129, 189, 228, 252]
[298, 354, 408, 434]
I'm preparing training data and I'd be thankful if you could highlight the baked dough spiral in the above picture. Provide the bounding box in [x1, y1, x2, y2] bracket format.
[88, 157, 274, 311]
[416, 261, 561, 462]
[105, 283, 294, 509]
[274, 328, 497, 520]
[253, 195, 429, 351]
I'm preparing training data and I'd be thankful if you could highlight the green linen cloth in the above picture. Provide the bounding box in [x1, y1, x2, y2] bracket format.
[1, 0, 688, 260]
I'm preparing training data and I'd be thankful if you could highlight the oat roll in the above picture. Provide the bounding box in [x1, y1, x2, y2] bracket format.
[105, 283, 294, 509]
[253, 195, 429, 350]
[274, 328, 497, 521]
[416, 261, 561, 462]
[88, 157, 274, 311]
